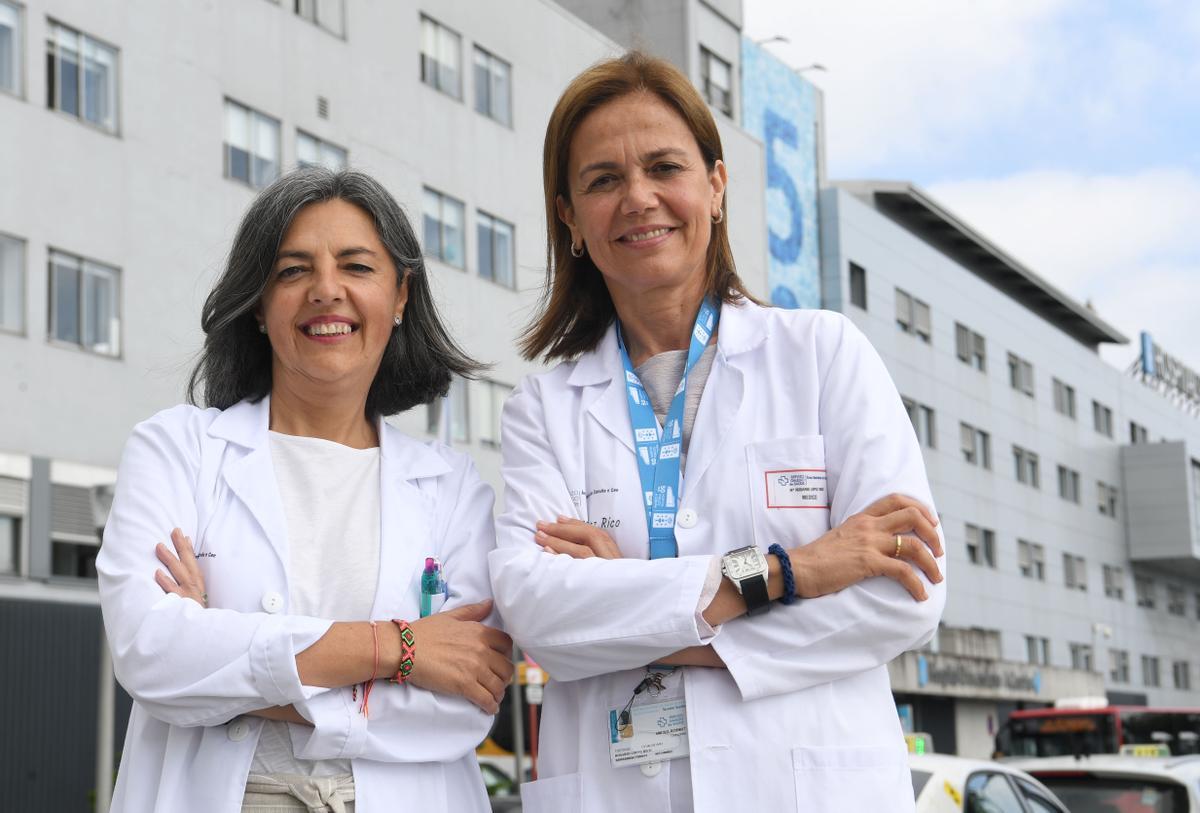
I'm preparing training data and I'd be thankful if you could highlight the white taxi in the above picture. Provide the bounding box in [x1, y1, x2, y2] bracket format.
[910, 753, 1069, 812]
[1009, 751, 1200, 812]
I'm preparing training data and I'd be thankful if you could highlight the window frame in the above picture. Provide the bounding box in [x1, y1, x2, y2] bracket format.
[472, 45, 511, 126]
[45, 18, 120, 134]
[426, 375, 470, 443]
[954, 322, 986, 371]
[0, 0, 24, 99]
[1135, 574, 1156, 609]
[1007, 352, 1035, 397]
[292, 0, 345, 37]
[477, 379, 511, 449]
[966, 523, 995, 568]
[699, 45, 733, 117]
[1052, 377, 1076, 419]
[422, 186, 466, 269]
[1092, 400, 1113, 437]
[223, 97, 282, 189]
[1063, 553, 1087, 592]
[47, 248, 121, 358]
[848, 262, 867, 310]
[1103, 564, 1125, 600]
[1056, 465, 1080, 504]
[960, 422, 991, 469]
[0, 230, 26, 335]
[1013, 445, 1040, 488]
[1109, 648, 1130, 683]
[1017, 539, 1045, 581]
[1141, 654, 1161, 688]
[476, 209, 515, 289]
[419, 14, 463, 100]
[295, 128, 348, 171]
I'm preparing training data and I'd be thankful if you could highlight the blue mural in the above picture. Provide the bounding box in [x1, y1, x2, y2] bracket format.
[741, 39, 821, 309]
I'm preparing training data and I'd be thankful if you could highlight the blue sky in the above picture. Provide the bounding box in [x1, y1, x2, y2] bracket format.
[745, 0, 1200, 374]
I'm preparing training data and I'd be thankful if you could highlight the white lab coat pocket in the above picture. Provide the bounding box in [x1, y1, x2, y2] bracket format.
[791, 745, 912, 812]
[519, 771, 581, 813]
[745, 436, 832, 550]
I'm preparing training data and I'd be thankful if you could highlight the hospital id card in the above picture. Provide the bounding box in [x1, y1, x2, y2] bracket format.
[764, 468, 829, 509]
[607, 699, 690, 768]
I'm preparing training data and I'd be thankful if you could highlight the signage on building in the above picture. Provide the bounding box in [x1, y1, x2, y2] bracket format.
[1139, 331, 1200, 411]
[740, 39, 821, 310]
[916, 654, 1042, 695]
[889, 651, 1102, 702]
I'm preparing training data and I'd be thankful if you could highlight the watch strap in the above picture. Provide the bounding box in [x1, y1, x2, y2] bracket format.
[740, 571, 771, 616]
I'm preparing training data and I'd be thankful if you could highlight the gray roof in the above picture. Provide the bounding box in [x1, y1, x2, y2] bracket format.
[835, 180, 1129, 348]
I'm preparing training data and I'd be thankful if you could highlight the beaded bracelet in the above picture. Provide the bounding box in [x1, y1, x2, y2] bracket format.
[389, 619, 416, 683]
[768, 543, 797, 605]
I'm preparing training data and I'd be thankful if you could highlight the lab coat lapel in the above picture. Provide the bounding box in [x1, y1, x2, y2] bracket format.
[683, 300, 767, 503]
[569, 326, 635, 455]
[372, 419, 453, 619]
[208, 397, 290, 569]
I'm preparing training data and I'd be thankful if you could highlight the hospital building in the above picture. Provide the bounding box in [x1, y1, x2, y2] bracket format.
[0, 0, 1196, 807]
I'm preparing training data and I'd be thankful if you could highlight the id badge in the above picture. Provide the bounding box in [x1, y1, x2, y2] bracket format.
[607, 698, 689, 768]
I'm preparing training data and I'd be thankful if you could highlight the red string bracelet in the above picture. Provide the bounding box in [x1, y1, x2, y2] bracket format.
[389, 619, 416, 683]
[358, 620, 379, 717]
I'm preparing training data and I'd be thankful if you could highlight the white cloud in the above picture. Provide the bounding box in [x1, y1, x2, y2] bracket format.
[927, 169, 1200, 370]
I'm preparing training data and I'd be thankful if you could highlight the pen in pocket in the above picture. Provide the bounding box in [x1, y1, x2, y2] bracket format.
[420, 557, 447, 617]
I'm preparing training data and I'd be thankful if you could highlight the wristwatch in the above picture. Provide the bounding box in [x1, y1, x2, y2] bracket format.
[720, 546, 771, 617]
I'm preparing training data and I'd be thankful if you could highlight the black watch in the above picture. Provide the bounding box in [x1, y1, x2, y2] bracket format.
[720, 546, 771, 617]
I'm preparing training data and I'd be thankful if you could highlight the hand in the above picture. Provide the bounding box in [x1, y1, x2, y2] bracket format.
[406, 600, 514, 714]
[154, 528, 208, 607]
[790, 493, 943, 601]
[535, 516, 623, 559]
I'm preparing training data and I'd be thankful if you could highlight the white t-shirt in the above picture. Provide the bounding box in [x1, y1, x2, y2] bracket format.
[250, 431, 382, 778]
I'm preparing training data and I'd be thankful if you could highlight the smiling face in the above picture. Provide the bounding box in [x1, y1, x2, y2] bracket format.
[259, 198, 409, 401]
[557, 91, 726, 304]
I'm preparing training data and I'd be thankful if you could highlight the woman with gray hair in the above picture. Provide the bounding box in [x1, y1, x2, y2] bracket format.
[97, 168, 511, 813]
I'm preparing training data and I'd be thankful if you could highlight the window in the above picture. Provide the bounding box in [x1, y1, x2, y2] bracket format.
[477, 379, 510, 448]
[1007, 352, 1034, 396]
[1167, 584, 1185, 617]
[901, 397, 936, 448]
[1103, 564, 1124, 600]
[895, 288, 931, 342]
[45, 20, 118, 132]
[52, 540, 97, 578]
[1097, 481, 1118, 517]
[1130, 420, 1148, 444]
[1174, 660, 1192, 691]
[699, 46, 732, 116]
[0, 513, 18, 575]
[296, 130, 347, 171]
[1063, 553, 1087, 591]
[0, 0, 20, 96]
[1013, 446, 1040, 488]
[1092, 400, 1113, 437]
[1025, 635, 1050, 666]
[1070, 642, 1094, 672]
[473, 46, 511, 126]
[1110, 649, 1130, 683]
[848, 262, 867, 309]
[426, 375, 469, 443]
[293, 0, 343, 36]
[1017, 540, 1044, 581]
[0, 232, 24, 333]
[965, 772, 1025, 812]
[954, 322, 986, 371]
[1052, 377, 1076, 418]
[1142, 655, 1161, 687]
[1056, 465, 1080, 503]
[960, 422, 991, 469]
[422, 187, 465, 268]
[224, 99, 280, 188]
[476, 210, 514, 288]
[420, 16, 461, 99]
[48, 249, 119, 355]
[965, 523, 995, 568]
[1135, 574, 1156, 609]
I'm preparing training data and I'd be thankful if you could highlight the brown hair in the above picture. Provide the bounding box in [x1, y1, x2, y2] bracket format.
[520, 50, 757, 363]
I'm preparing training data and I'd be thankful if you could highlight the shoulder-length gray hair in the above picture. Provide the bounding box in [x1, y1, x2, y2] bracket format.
[187, 167, 480, 416]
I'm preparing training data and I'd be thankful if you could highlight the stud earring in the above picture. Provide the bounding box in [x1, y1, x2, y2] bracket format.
[570, 242, 585, 259]
[712, 208, 724, 225]
[393, 315, 403, 327]
[258, 323, 267, 334]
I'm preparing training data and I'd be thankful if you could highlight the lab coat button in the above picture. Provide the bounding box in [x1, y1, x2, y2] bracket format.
[261, 591, 284, 613]
[677, 509, 698, 529]
[640, 761, 663, 777]
[227, 720, 251, 742]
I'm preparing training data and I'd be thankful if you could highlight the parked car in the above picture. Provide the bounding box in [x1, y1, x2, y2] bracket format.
[1008, 753, 1200, 812]
[910, 753, 1069, 812]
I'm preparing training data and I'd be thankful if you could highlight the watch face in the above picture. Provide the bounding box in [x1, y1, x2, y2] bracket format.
[725, 550, 764, 579]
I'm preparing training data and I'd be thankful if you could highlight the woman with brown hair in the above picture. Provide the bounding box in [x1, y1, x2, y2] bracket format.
[489, 52, 947, 812]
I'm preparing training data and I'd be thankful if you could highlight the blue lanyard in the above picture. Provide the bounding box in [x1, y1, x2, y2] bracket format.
[617, 298, 718, 560]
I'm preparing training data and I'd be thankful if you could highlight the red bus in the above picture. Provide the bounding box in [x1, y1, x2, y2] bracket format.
[995, 706, 1200, 758]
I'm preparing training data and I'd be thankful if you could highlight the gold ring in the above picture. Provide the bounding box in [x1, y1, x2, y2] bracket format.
[893, 536, 903, 558]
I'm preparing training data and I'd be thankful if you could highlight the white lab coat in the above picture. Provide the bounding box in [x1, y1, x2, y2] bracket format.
[490, 300, 947, 813]
[97, 396, 496, 813]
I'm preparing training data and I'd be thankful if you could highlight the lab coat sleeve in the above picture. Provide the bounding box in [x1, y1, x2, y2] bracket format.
[96, 407, 334, 728]
[710, 312, 947, 701]
[289, 451, 497, 762]
[489, 376, 716, 682]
